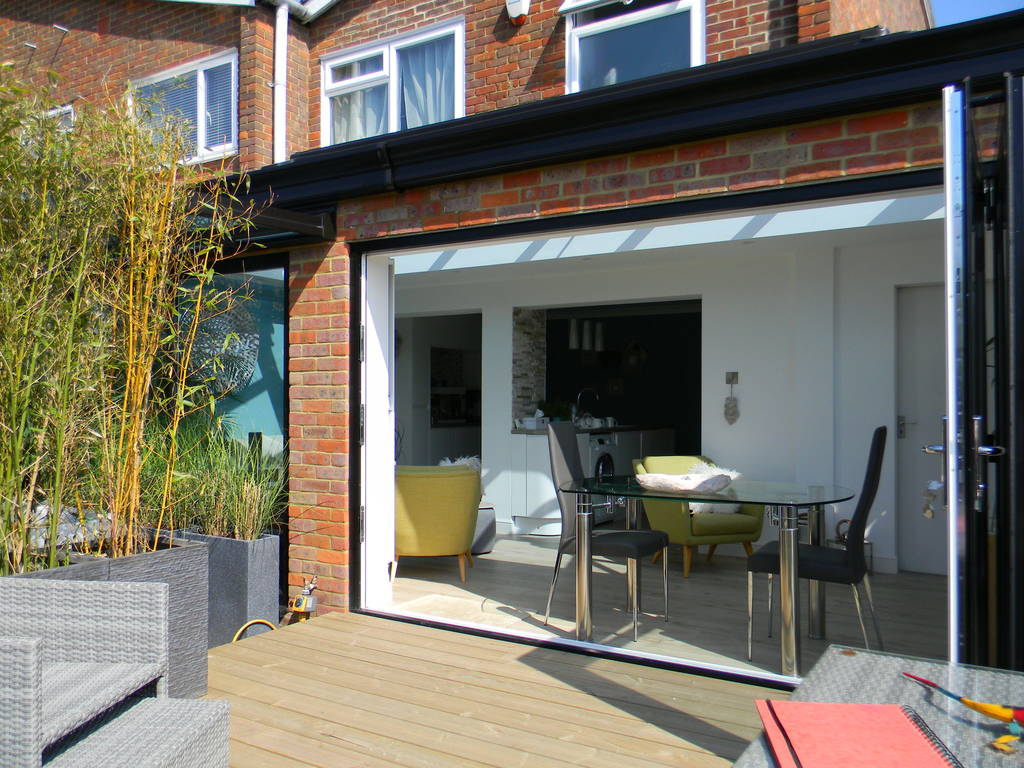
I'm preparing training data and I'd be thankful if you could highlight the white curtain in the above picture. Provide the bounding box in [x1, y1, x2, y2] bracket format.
[398, 35, 454, 130]
[331, 84, 387, 143]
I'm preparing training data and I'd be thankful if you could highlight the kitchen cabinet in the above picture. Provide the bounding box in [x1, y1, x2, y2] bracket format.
[509, 428, 675, 535]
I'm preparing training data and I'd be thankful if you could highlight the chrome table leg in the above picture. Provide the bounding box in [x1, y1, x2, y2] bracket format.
[575, 494, 593, 642]
[808, 503, 826, 640]
[777, 503, 801, 676]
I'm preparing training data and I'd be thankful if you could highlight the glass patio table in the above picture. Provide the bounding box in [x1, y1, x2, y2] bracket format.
[559, 475, 856, 677]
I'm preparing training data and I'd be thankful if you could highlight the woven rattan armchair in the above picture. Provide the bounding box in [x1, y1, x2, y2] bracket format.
[0, 578, 228, 768]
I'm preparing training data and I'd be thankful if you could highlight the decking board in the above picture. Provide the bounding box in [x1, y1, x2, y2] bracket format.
[209, 612, 784, 767]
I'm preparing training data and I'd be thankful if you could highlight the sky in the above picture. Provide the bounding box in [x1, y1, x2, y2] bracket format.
[931, 0, 1024, 25]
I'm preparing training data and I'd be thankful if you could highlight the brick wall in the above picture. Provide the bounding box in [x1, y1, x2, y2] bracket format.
[797, 0, 831, 40]
[288, 20, 312, 160]
[0, 0, 250, 169]
[706, 0, 798, 63]
[336, 103, 942, 240]
[239, 8, 275, 170]
[831, 0, 931, 35]
[307, 0, 566, 148]
[287, 242, 353, 612]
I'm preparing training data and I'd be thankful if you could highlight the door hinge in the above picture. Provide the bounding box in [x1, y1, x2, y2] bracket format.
[359, 324, 366, 363]
[359, 404, 365, 446]
[359, 505, 365, 543]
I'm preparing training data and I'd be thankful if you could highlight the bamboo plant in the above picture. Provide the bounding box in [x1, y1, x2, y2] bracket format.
[0, 68, 256, 573]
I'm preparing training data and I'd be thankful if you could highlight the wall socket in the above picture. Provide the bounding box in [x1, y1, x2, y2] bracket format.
[725, 371, 738, 384]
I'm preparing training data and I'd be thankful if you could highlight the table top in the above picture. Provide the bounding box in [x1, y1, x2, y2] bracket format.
[734, 645, 1024, 767]
[559, 475, 856, 507]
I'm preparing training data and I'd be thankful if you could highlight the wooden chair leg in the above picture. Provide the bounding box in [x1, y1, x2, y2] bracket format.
[457, 553, 467, 583]
[682, 546, 694, 578]
[742, 541, 754, 557]
[652, 550, 663, 565]
[706, 544, 717, 563]
[390, 556, 399, 584]
[466, 552, 474, 567]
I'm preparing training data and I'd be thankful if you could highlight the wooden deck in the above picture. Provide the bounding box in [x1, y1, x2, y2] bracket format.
[208, 612, 787, 767]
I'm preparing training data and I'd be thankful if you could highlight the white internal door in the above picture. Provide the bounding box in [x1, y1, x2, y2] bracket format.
[896, 284, 947, 574]
[361, 255, 396, 608]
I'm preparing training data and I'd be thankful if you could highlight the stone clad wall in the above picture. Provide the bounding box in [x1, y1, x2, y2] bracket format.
[512, 309, 548, 420]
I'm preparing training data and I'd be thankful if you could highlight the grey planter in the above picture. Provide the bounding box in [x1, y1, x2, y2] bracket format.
[11, 538, 209, 699]
[174, 531, 279, 648]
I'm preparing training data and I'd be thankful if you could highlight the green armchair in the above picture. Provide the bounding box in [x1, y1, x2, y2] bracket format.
[395, 465, 481, 582]
[633, 456, 764, 577]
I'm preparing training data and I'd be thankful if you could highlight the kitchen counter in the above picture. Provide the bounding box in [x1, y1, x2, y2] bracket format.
[508, 426, 675, 535]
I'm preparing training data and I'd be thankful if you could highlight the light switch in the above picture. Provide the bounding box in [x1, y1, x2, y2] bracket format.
[725, 371, 738, 384]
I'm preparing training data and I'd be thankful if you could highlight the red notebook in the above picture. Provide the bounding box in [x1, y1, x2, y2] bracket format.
[755, 700, 965, 768]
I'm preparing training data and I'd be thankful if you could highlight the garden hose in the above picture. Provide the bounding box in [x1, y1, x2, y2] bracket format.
[231, 619, 277, 643]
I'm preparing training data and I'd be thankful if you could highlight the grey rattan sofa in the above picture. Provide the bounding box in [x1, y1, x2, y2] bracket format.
[0, 579, 228, 768]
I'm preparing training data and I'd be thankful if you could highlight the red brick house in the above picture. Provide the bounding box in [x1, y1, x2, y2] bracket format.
[6, 0, 1024, 682]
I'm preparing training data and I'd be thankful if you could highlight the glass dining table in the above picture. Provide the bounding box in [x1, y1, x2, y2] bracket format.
[558, 475, 856, 677]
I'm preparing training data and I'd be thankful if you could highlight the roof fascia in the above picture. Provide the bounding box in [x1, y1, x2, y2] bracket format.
[243, 10, 1024, 209]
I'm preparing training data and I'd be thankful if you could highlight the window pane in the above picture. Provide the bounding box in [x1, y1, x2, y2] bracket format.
[204, 62, 233, 150]
[138, 71, 199, 153]
[331, 84, 388, 143]
[397, 35, 455, 130]
[332, 54, 384, 82]
[211, 269, 287, 453]
[578, 9, 690, 90]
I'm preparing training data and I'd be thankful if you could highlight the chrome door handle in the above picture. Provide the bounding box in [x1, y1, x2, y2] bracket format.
[977, 445, 1005, 457]
[923, 444, 945, 454]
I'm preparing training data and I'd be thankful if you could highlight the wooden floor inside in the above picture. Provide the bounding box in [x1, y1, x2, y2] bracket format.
[388, 533, 948, 676]
[208, 611, 787, 767]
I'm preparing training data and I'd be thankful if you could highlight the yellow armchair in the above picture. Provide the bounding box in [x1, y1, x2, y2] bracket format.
[395, 465, 481, 582]
[633, 456, 764, 577]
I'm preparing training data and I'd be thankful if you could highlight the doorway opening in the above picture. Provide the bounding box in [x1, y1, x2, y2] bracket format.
[360, 189, 950, 681]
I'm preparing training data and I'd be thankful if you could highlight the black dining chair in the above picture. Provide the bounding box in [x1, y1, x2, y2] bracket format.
[543, 422, 669, 641]
[745, 425, 887, 659]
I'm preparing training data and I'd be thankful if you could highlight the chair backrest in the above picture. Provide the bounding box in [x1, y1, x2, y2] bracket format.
[547, 422, 583, 551]
[845, 425, 887, 579]
[395, 465, 480, 557]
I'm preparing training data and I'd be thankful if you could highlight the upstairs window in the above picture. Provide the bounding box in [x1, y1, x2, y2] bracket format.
[563, 0, 704, 93]
[136, 52, 237, 162]
[47, 105, 75, 130]
[321, 23, 465, 146]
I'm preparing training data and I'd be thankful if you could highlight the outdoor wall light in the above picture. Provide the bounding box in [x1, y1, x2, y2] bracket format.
[506, 0, 530, 26]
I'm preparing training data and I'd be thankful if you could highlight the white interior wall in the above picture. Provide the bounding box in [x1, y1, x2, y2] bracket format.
[393, 220, 943, 573]
[834, 237, 944, 571]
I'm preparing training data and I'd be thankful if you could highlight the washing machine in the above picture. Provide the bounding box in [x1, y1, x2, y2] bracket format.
[584, 432, 639, 525]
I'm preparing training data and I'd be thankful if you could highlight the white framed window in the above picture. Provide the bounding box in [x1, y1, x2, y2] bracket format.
[136, 51, 238, 163]
[563, 0, 704, 93]
[47, 105, 74, 130]
[321, 22, 465, 146]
